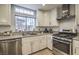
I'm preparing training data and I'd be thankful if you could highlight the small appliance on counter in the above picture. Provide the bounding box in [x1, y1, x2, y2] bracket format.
[43, 28, 53, 33]
[0, 31, 12, 36]
[49, 28, 53, 33]
[43, 28, 49, 33]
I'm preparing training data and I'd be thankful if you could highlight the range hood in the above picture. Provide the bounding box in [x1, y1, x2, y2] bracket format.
[57, 4, 75, 20]
[62, 4, 75, 18]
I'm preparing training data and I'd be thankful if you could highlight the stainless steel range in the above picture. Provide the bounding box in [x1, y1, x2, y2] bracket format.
[52, 32, 77, 55]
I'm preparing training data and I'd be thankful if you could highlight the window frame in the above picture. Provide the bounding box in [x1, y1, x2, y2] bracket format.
[14, 5, 36, 16]
[13, 5, 36, 32]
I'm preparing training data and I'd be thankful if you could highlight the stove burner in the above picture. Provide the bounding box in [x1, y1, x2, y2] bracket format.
[53, 33, 76, 39]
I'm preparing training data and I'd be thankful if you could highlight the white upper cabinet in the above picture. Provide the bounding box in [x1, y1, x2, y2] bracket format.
[50, 8, 59, 26]
[43, 11, 50, 26]
[57, 6, 62, 19]
[36, 10, 44, 26]
[37, 10, 50, 26]
[37, 8, 58, 26]
[75, 4, 79, 25]
[70, 5, 75, 16]
[0, 4, 11, 25]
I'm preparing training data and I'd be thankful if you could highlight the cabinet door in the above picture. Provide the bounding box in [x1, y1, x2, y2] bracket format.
[74, 47, 79, 55]
[16, 39, 22, 55]
[22, 38, 32, 55]
[50, 8, 58, 26]
[7, 39, 22, 55]
[7, 40, 16, 55]
[57, 6, 62, 19]
[43, 12, 50, 26]
[70, 5, 75, 16]
[39, 36, 47, 50]
[47, 35, 53, 50]
[0, 43, 3, 55]
[73, 40, 79, 55]
[0, 41, 6, 55]
[75, 5, 79, 24]
[37, 10, 44, 26]
[0, 4, 11, 25]
[32, 38, 40, 53]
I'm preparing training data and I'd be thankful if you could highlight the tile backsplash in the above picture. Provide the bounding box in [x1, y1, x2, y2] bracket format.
[36, 26, 59, 32]
[59, 18, 76, 32]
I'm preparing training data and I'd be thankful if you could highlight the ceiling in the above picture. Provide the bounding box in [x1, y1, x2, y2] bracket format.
[16, 4, 62, 11]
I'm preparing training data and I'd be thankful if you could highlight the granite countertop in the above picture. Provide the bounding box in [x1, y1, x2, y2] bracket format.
[0, 33, 53, 41]
[0, 35, 23, 40]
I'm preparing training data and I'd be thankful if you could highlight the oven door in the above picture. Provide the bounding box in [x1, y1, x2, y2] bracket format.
[53, 38, 71, 54]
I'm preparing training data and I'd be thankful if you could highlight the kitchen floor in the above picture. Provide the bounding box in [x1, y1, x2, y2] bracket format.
[31, 49, 54, 55]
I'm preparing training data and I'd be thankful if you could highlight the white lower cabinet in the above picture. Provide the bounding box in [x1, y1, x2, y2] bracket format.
[74, 47, 79, 55]
[39, 36, 47, 50]
[22, 38, 32, 55]
[30, 36, 47, 53]
[73, 40, 79, 55]
[22, 36, 44, 55]
[46, 34, 53, 50]
[32, 37, 40, 53]
[22, 34, 52, 55]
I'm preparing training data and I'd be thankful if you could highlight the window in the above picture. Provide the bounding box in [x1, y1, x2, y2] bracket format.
[14, 5, 36, 32]
[27, 18, 36, 31]
[15, 16, 26, 31]
[15, 6, 35, 15]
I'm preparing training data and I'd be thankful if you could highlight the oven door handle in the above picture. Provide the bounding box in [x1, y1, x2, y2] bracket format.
[53, 39, 70, 44]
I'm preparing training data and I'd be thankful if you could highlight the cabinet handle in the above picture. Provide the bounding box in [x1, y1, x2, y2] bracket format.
[31, 42, 33, 52]
[75, 47, 79, 54]
[75, 48, 76, 54]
